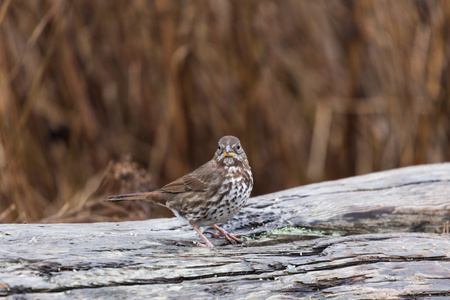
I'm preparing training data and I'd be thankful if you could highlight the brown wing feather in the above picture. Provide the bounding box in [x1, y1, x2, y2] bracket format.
[158, 177, 187, 193]
[181, 175, 209, 191]
[159, 175, 208, 193]
[159, 161, 214, 193]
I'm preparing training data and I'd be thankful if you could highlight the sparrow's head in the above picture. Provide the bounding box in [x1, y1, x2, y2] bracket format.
[214, 135, 247, 165]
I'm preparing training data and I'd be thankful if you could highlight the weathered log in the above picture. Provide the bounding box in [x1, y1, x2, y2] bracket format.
[241, 162, 450, 237]
[1, 163, 449, 299]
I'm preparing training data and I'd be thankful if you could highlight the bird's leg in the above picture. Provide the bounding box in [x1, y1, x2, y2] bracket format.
[205, 224, 245, 244]
[189, 220, 214, 248]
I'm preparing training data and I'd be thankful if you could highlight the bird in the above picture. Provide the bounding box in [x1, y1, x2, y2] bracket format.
[107, 135, 253, 248]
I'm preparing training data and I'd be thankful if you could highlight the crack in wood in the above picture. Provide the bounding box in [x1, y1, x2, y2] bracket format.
[280, 274, 368, 293]
[399, 291, 450, 297]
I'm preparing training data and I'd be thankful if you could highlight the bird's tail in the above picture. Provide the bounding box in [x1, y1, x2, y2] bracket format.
[107, 191, 166, 206]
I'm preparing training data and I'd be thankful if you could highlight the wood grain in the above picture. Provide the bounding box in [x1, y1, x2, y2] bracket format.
[1, 163, 449, 299]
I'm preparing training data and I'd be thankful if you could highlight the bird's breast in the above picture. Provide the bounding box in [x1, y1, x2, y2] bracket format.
[195, 165, 253, 225]
[171, 163, 253, 227]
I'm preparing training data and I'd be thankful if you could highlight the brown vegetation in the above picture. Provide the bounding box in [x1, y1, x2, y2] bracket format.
[0, 0, 449, 223]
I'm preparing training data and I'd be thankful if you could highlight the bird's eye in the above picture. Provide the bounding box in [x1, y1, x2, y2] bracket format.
[236, 144, 241, 150]
[217, 145, 221, 151]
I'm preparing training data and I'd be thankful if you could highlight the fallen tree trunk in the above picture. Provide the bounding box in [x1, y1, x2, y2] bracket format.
[241, 162, 450, 237]
[1, 163, 450, 299]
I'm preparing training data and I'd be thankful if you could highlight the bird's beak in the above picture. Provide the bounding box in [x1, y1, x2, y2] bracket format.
[223, 145, 235, 157]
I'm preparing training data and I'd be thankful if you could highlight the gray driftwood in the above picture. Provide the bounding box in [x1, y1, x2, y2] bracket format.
[1, 163, 450, 299]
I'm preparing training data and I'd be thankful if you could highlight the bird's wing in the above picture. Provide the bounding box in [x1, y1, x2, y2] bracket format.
[158, 175, 207, 193]
[159, 161, 214, 193]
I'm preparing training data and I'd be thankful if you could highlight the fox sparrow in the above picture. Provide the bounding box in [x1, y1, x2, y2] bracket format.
[108, 135, 253, 248]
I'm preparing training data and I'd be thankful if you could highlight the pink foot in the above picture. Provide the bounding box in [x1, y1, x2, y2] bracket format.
[204, 225, 245, 244]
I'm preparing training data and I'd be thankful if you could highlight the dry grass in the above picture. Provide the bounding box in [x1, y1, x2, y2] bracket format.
[0, 0, 449, 223]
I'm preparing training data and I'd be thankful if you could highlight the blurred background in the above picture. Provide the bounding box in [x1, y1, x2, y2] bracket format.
[1, 0, 449, 224]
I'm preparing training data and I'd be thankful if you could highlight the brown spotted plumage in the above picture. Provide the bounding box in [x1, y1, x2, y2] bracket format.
[108, 136, 253, 248]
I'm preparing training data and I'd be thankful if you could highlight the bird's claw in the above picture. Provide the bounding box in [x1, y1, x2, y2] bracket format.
[204, 228, 246, 245]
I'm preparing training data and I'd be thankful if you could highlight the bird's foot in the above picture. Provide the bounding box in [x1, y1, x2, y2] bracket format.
[204, 225, 246, 245]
